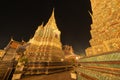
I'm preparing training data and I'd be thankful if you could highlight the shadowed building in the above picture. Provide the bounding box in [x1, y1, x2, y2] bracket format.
[0, 39, 25, 80]
[2, 38, 25, 61]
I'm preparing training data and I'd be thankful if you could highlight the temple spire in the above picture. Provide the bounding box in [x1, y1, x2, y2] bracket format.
[45, 8, 57, 29]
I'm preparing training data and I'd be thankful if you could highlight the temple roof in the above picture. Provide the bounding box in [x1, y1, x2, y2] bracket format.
[4, 38, 25, 50]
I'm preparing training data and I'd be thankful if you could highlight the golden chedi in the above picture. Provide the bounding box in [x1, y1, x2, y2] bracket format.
[24, 9, 64, 61]
[86, 0, 120, 56]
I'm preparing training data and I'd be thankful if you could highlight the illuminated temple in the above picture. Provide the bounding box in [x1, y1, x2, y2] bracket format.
[86, 0, 120, 56]
[25, 9, 64, 61]
[12, 9, 66, 79]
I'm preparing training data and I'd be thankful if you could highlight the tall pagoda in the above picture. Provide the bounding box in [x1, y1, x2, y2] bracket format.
[24, 9, 64, 61]
[86, 0, 120, 56]
[12, 9, 73, 80]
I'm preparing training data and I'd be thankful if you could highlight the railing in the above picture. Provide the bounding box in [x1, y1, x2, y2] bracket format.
[76, 51, 120, 80]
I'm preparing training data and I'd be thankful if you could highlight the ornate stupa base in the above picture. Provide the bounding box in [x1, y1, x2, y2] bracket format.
[24, 44, 64, 62]
[86, 38, 120, 56]
[22, 61, 72, 76]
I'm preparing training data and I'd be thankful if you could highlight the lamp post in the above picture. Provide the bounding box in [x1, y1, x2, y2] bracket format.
[75, 57, 79, 67]
[75, 56, 79, 80]
[61, 58, 64, 62]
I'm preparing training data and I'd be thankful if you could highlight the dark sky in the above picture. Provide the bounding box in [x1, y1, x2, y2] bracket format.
[0, 0, 92, 54]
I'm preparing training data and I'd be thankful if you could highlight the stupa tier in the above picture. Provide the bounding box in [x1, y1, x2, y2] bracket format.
[86, 0, 120, 56]
[24, 10, 64, 62]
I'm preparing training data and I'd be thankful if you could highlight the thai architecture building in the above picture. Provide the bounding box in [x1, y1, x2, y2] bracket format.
[63, 45, 79, 61]
[24, 9, 64, 62]
[63, 45, 74, 57]
[86, 0, 120, 56]
[0, 39, 25, 80]
[12, 10, 69, 79]
[3, 38, 25, 61]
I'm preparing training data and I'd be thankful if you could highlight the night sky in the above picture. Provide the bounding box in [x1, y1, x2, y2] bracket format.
[0, 0, 92, 54]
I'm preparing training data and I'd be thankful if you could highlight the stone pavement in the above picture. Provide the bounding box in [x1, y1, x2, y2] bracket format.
[20, 71, 75, 80]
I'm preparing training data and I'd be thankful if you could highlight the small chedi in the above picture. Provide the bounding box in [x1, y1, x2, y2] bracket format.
[3, 38, 25, 61]
[86, 0, 120, 56]
[63, 45, 74, 56]
[63, 45, 78, 61]
[25, 9, 64, 62]
[63, 45, 81, 65]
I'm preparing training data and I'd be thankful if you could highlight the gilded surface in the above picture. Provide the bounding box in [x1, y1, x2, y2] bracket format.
[86, 0, 120, 56]
[25, 10, 64, 61]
